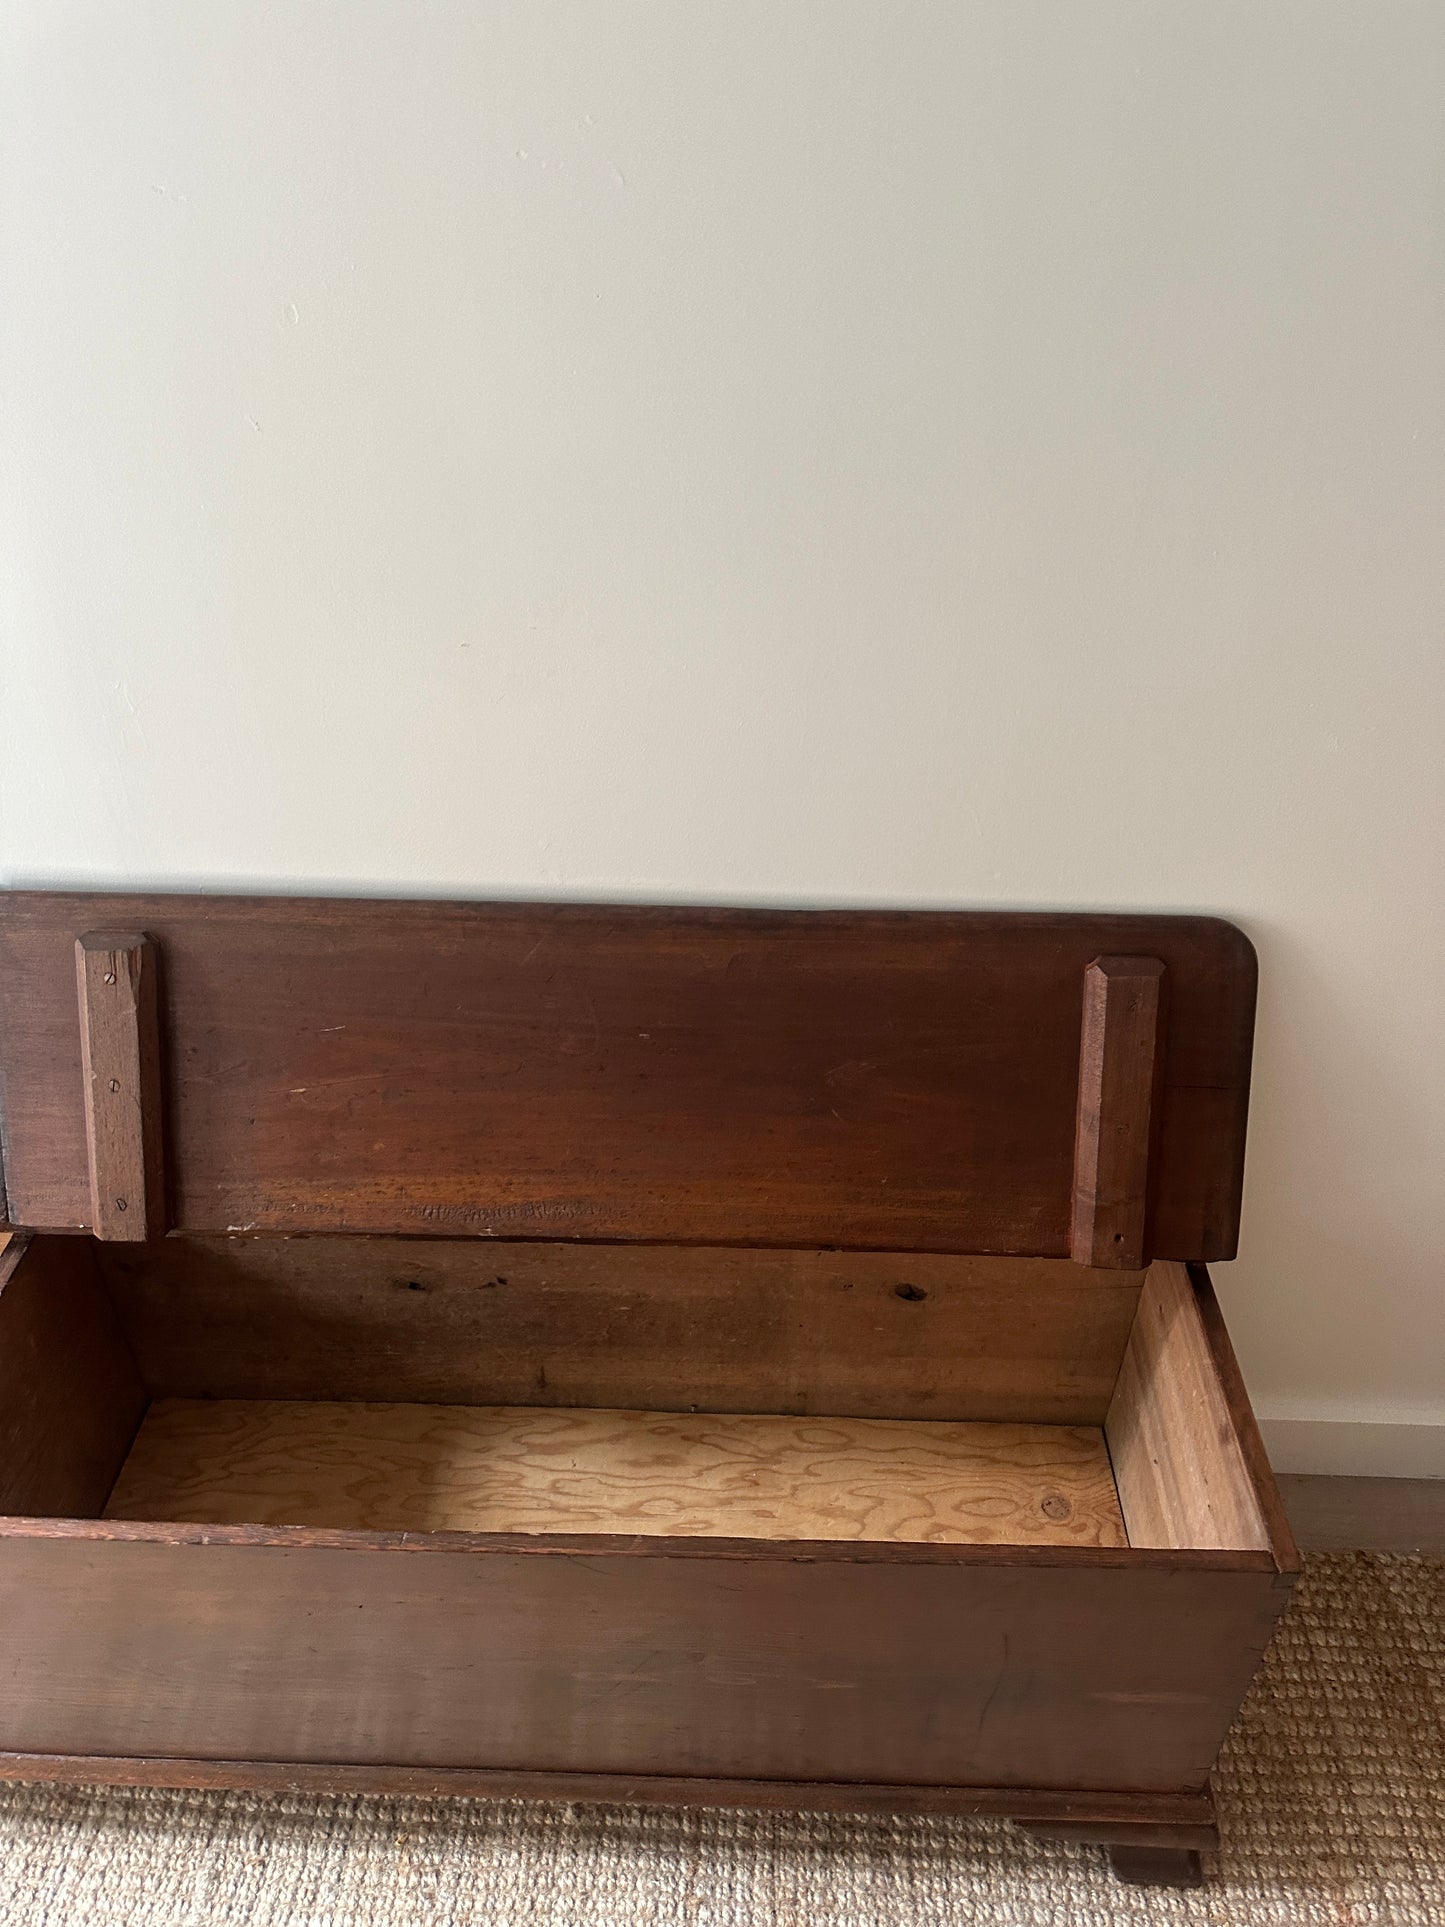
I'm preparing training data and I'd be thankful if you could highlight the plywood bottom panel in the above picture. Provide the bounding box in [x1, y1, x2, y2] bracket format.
[104, 1400, 1128, 1547]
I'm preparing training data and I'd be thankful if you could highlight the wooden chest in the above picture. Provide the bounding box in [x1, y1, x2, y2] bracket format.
[0, 892, 1295, 1887]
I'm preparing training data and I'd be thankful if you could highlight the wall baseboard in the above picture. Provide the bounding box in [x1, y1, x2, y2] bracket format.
[1257, 1418, 1445, 1479]
[1278, 1476, 1445, 1553]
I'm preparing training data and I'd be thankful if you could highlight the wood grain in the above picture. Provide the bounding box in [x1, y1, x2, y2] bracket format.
[1277, 1475, 1445, 1552]
[1071, 956, 1165, 1268]
[1105, 1261, 1270, 1552]
[98, 1236, 1146, 1425]
[74, 933, 165, 1242]
[0, 894, 1257, 1258]
[0, 1529, 1292, 1790]
[1186, 1264, 1299, 1571]
[105, 1400, 1128, 1547]
[0, 1751, 1217, 1832]
[0, 1235, 146, 1518]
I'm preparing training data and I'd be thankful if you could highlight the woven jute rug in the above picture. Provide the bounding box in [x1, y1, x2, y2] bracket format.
[0, 1552, 1438, 1925]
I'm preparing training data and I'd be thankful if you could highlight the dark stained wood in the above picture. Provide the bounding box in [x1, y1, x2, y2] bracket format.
[74, 933, 166, 1242]
[0, 1511, 1282, 1567]
[0, 894, 1256, 1258]
[1070, 956, 1165, 1268]
[1108, 1845, 1204, 1886]
[0, 894, 1279, 1889]
[0, 1235, 147, 1518]
[98, 1235, 1145, 1424]
[0, 1750, 1215, 1828]
[0, 1525, 1292, 1791]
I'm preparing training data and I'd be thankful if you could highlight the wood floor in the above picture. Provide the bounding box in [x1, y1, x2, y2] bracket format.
[104, 1399, 1129, 1547]
[1275, 1474, 1445, 1552]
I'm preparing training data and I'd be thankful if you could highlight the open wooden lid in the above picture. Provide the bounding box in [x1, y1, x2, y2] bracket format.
[0, 892, 1255, 1263]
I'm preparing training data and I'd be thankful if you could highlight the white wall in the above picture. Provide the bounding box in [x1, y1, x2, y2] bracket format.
[3, 4, 1442, 1473]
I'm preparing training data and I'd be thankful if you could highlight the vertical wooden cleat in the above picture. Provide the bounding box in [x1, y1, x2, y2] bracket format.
[75, 933, 166, 1241]
[1070, 955, 1165, 1268]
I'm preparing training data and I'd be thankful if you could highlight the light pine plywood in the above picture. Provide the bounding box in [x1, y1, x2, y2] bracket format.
[105, 1400, 1128, 1548]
